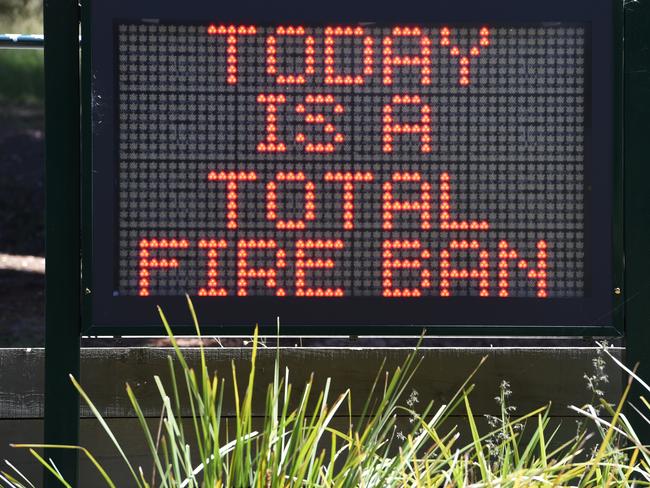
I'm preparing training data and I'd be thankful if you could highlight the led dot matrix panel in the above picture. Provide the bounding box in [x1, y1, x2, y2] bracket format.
[88, 0, 616, 331]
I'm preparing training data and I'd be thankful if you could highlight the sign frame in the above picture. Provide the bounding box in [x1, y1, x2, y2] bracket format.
[80, 0, 625, 337]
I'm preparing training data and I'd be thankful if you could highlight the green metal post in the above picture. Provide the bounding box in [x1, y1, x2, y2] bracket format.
[624, 0, 650, 443]
[43, 0, 81, 485]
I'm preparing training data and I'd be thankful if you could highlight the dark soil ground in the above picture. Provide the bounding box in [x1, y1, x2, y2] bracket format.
[0, 106, 45, 346]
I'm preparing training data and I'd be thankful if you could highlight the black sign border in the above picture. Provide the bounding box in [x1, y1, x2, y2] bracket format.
[82, 0, 622, 335]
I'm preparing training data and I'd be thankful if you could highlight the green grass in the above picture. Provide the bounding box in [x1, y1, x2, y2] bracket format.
[0, 0, 44, 105]
[0, 50, 43, 106]
[3, 299, 650, 487]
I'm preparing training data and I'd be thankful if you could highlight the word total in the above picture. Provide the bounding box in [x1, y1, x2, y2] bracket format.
[207, 170, 489, 231]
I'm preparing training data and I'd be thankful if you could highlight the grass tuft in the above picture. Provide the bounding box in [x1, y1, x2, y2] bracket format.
[3, 302, 650, 487]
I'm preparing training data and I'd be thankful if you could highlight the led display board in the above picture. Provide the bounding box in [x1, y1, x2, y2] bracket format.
[86, 0, 618, 332]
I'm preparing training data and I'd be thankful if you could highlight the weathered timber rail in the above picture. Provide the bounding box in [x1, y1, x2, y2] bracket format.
[0, 346, 624, 485]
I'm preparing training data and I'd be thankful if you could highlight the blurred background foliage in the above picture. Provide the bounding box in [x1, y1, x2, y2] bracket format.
[0, 0, 42, 32]
[0, 0, 44, 105]
[0, 0, 44, 346]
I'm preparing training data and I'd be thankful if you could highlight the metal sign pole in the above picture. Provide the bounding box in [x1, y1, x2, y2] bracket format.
[624, 0, 650, 444]
[43, 0, 81, 485]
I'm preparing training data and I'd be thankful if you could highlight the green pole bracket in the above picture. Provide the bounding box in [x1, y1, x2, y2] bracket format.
[43, 0, 81, 485]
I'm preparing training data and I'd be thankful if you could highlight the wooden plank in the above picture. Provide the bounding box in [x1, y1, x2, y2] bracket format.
[0, 347, 623, 419]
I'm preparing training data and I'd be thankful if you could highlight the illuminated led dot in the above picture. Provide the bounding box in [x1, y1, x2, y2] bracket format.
[324, 29, 373, 85]
[438, 173, 489, 232]
[382, 96, 432, 153]
[266, 29, 314, 84]
[257, 95, 287, 152]
[236, 240, 286, 296]
[208, 25, 257, 83]
[439, 241, 490, 297]
[381, 239, 429, 297]
[382, 29, 432, 85]
[138, 237, 186, 296]
[267, 173, 316, 230]
[295, 240, 344, 297]
[440, 26, 490, 85]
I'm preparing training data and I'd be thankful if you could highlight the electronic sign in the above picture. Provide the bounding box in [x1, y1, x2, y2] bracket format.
[86, 0, 618, 332]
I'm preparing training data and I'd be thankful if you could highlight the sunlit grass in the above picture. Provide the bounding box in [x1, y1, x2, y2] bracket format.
[4, 298, 650, 487]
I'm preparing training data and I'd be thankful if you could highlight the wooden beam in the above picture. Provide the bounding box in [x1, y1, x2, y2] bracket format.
[0, 347, 623, 419]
